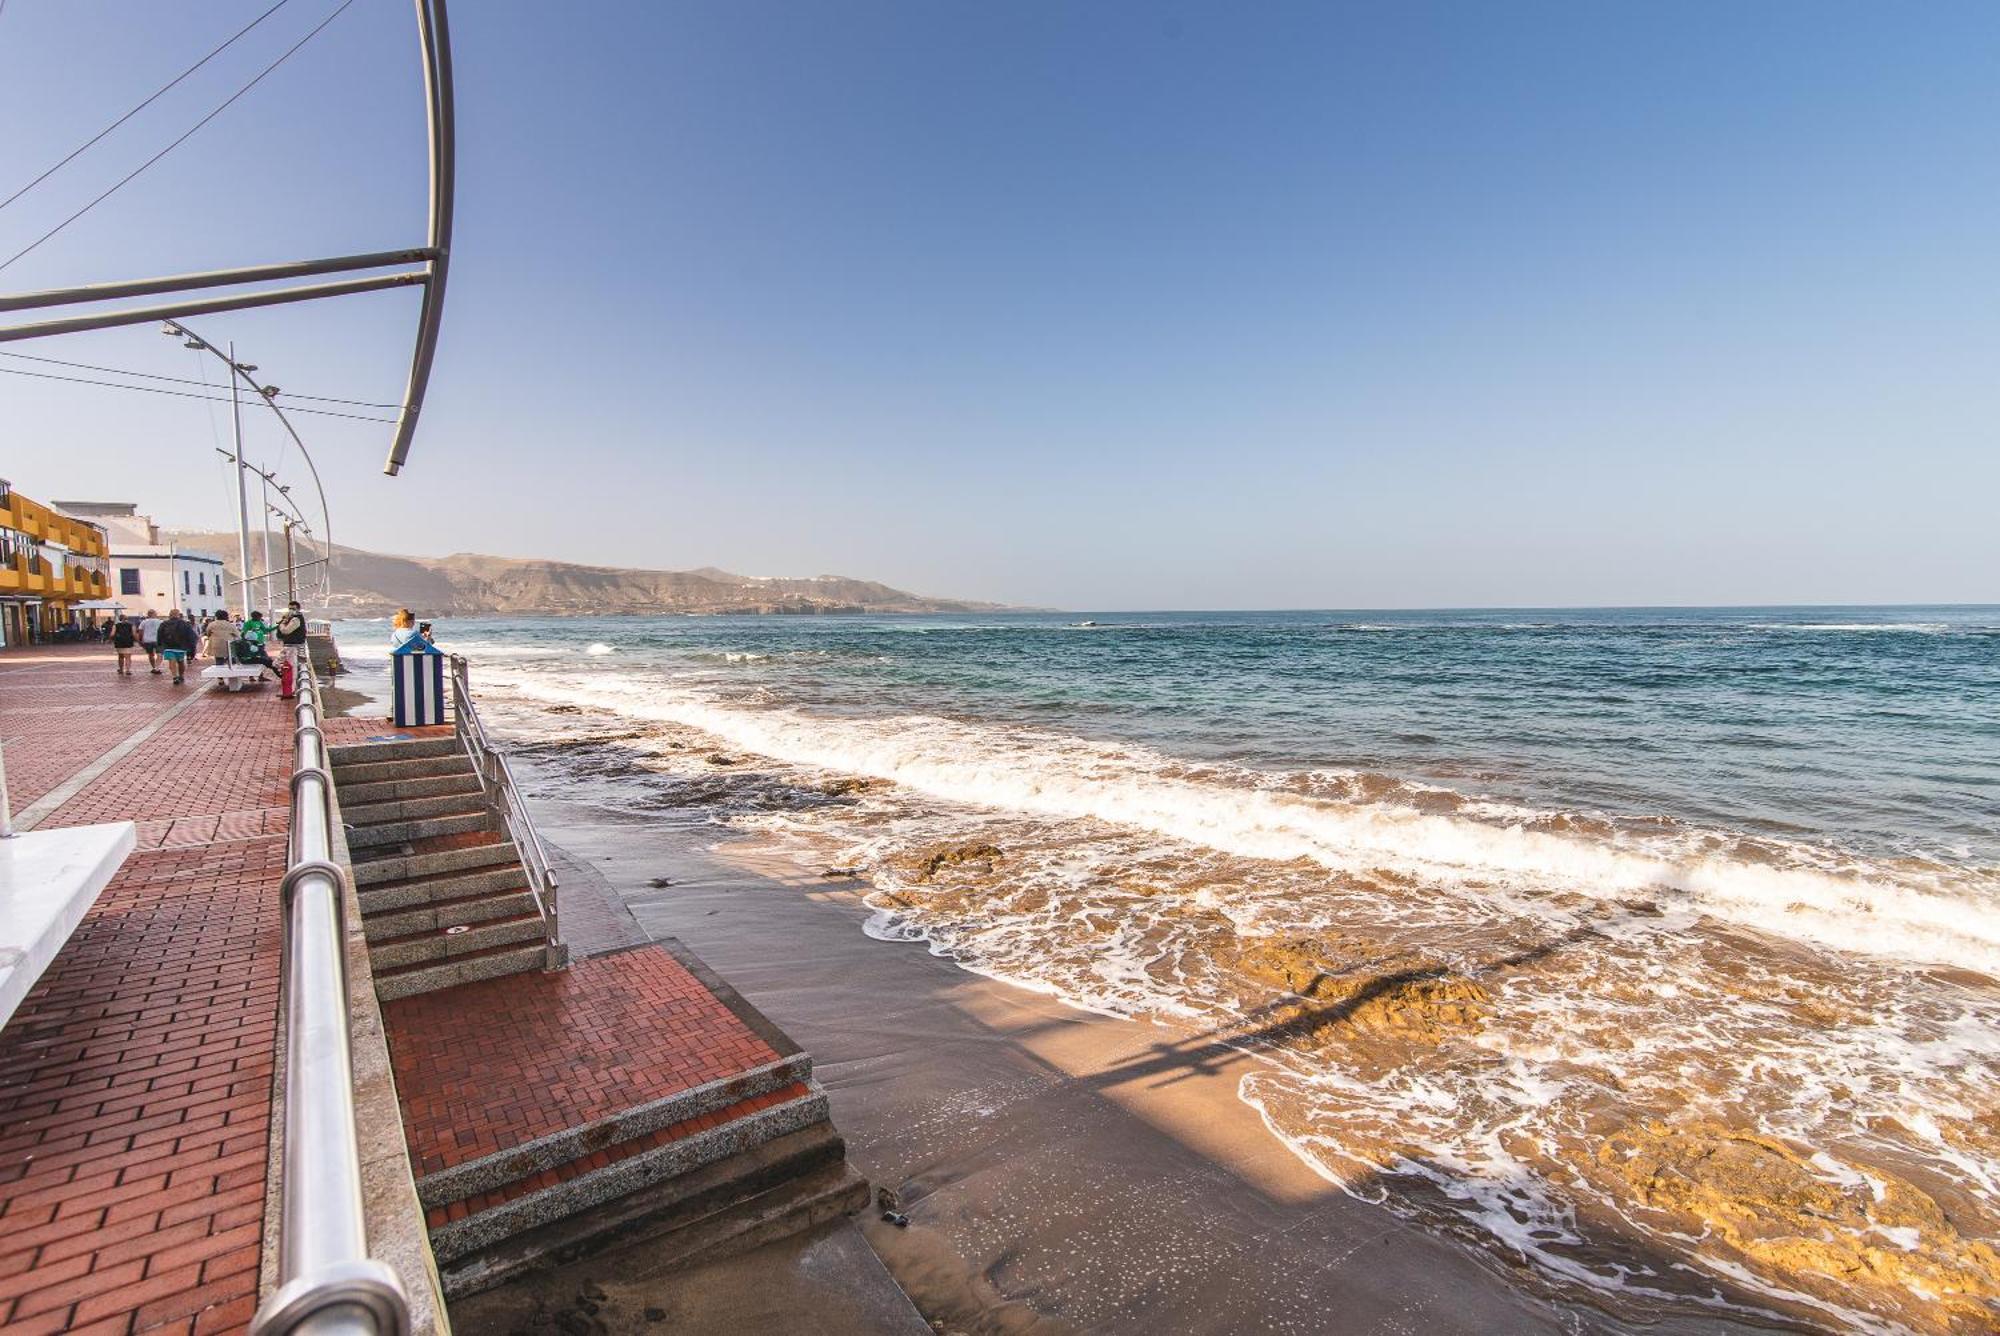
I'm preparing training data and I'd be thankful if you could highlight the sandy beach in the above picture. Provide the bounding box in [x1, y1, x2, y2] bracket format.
[518, 787, 1796, 1335]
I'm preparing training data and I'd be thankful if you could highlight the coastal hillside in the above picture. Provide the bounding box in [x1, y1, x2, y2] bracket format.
[164, 530, 1001, 617]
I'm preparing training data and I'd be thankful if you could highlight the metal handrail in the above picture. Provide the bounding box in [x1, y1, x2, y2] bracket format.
[252, 661, 410, 1335]
[447, 655, 563, 964]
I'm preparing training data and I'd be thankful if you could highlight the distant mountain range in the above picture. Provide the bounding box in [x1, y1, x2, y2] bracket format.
[165, 531, 1003, 617]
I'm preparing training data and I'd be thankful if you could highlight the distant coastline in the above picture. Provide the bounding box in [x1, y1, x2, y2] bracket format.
[166, 529, 1011, 618]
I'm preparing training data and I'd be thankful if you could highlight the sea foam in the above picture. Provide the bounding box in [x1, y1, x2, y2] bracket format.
[500, 669, 2000, 977]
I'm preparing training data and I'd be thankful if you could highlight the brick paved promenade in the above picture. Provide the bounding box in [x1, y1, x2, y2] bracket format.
[0, 645, 295, 1333]
[0, 645, 861, 1324]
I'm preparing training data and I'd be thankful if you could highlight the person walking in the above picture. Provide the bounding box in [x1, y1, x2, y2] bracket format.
[139, 609, 163, 674]
[157, 609, 199, 685]
[274, 601, 308, 699]
[203, 612, 237, 668]
[110, 616, 136, 675]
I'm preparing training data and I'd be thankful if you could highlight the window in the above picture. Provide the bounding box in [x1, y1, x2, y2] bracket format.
[198, 572, 207, 595]
[120, 568, 142, 595]
[182, 570, 190, 595]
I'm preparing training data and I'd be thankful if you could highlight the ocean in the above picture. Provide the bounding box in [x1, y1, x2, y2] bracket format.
[341, 606, 2000, 1332]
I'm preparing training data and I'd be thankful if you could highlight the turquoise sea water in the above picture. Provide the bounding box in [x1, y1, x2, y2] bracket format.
[339, 605, 2000, 1331]
[358, 604, 2000, 866]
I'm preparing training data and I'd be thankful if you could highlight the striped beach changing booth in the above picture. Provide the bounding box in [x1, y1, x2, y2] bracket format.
[390, 635, 447, 727]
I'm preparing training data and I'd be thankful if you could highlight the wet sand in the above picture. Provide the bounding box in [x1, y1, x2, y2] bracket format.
[528, 791, 1791, 1335]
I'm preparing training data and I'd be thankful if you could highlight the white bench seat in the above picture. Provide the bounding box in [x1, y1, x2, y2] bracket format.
[201, 664, 269, 692]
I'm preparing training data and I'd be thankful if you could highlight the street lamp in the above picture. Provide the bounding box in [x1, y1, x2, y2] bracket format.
[165, 321, 334, 609]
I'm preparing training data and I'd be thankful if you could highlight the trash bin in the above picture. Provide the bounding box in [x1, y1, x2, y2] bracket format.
[390, 636, 447, 727]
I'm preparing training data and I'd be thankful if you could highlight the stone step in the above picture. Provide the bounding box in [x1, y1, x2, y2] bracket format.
[344, 792, 492, 828]
[424, 1080, 834, 1272]
[439, 1127, 866, 1301]
[344, 810, 497, 852]
[339, 771, 483, 808]
[350, 837, 519, 887]
[368, 913, 546, 970]
[372, 940, 546, 1000]
[332, 753, 477, 786]
[361, 879, 536, 934]
[328, 736, 463, 767]
[416, 1054, 814, 1210]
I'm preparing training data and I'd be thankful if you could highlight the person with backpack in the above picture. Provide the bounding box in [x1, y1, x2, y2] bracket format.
[110, 616, 137, 675]
[157, 609, 200, 685]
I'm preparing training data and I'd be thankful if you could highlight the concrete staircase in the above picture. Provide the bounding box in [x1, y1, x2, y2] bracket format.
[331, 735, 554, 1000]
[416, 1040, 868, 1297]
[332, 722, 869, 1302]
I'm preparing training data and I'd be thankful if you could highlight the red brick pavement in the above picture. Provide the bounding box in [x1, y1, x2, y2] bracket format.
[41, 686, 296, 828]
[1, 648, 801, 1326]
[384, 947, 781, 1177]
[0, 646, 297, 1333]
[0, 648, 185, 810]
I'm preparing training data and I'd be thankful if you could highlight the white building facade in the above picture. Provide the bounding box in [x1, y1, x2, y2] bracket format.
[52, 502, 232, 620]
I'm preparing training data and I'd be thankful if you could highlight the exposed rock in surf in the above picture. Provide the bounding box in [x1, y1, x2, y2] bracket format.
[1596, 1120, 2000, 1331]
[821, 776, 883, 797]
[1340, 974, 1491, 1040]
[899, 842, 1003, 884]
[1218, 937, 1491, 1045]
[1226, 935, 1351, 996]
[705, 752, 739, 766]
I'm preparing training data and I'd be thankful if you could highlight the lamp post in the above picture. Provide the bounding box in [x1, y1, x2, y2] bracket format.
[165, 322, 333, 606]
[266, 487, 293, 607]
[225, 341, 254, 618]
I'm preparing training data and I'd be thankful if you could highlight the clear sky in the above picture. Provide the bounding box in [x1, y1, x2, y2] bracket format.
[3, 1, 1996, 609]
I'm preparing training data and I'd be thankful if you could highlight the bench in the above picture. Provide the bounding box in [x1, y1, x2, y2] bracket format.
[201, 663, 270, 692]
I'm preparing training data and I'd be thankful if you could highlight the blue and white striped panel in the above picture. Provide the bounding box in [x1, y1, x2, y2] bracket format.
[393, 653, 446, 726]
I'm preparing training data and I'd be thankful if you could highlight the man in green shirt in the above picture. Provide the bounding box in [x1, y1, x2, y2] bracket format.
[241, 610, 272, 646]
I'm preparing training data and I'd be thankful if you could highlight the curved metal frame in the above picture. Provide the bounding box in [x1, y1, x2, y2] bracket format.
[0, 0, 456, 478]
[387, 0, 454, 476]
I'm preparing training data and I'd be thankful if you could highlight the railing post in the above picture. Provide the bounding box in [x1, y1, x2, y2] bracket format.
[447, 655, 565, 970]
[545, 868, 559, 955]
[0, 739, 15, 839]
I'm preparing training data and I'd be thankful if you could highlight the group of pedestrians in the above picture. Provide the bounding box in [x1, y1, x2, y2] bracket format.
[109, 602, 310, 694]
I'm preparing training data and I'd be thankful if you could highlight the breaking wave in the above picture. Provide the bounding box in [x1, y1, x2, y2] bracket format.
[499, 670, 1997, 976]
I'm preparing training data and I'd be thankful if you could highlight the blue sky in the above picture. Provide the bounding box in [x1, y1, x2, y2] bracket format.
[2, 1, 1996, 608]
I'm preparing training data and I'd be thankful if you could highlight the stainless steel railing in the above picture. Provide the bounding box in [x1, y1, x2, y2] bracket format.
[252, 660, 410, 1336]
[447, 654, 565, 967]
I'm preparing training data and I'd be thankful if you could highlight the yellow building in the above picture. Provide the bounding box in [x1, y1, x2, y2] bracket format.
[0, 478, 112, 646]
